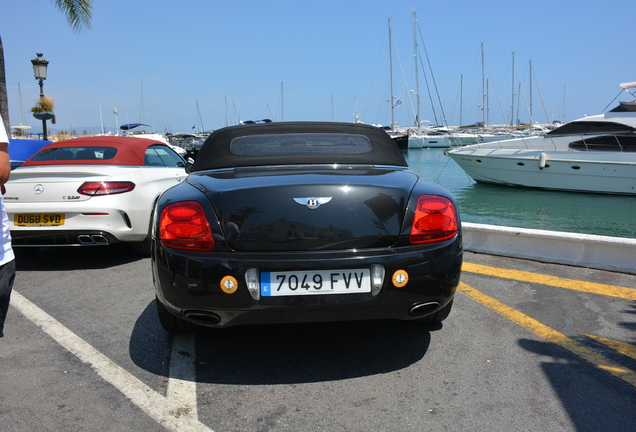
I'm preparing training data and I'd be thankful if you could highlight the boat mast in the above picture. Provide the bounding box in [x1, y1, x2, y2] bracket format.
[388, 17, 395, 130]
[412, 11, 420, 128]
[563, 84, 567, 123]
[140, 83, 146, 132]
[331, 94, 336, 122]
[224, 96, 229, 127]
[486, 79, 489, 127]
[460, 74, 463, 126]
[281, 82, 284, 122]
[511, 52, 515, 126]
[481, 42, 485, 128]
[196, 100, 204, 132]
[529, 60, 533, 125]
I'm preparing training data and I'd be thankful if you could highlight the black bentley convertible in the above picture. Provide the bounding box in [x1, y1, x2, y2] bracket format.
[151, 122, 462, 332]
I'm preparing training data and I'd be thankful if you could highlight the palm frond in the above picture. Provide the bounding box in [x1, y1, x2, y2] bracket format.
[53, 0, 93, 32]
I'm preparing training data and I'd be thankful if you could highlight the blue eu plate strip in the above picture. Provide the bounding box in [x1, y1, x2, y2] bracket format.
[261, 272, 271, 296]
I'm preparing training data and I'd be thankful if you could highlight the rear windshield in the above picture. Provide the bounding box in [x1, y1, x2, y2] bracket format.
[230, 133, 372, 156]
[31, 146, 118, 161]
[191, 122, 409, 171]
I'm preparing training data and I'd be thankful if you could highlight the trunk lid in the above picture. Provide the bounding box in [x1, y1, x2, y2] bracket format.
[187, 165, 419, 251]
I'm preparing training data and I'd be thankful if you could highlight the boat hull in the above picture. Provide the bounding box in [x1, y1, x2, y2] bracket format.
[447, 149, 636, 195]
[408, 135, 452, 148]
[408, 132, 524, 148]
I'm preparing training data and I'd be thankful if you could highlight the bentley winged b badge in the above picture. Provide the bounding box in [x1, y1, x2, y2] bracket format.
[293, 197, 332, 210]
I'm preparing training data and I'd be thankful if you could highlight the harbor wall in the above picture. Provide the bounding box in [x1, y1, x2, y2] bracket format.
[462, 222, 636, 274]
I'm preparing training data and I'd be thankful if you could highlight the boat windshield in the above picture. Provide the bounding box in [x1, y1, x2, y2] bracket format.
[569, 135, 636, 152]
[547, 121, 635, 137]
[608, 102, 636, 112]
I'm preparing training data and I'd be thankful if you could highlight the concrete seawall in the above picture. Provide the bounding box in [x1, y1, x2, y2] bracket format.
[462, 222, 636, 275]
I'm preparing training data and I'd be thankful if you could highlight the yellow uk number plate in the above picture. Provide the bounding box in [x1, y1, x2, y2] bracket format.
[14, 213, 65, 226]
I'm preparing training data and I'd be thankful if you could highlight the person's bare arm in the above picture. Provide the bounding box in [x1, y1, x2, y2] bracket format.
[0, 142, 10, 188]
[0, 142, 11, 195]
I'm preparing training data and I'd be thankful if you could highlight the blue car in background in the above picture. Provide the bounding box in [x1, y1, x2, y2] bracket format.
[8, 139, 51, 169]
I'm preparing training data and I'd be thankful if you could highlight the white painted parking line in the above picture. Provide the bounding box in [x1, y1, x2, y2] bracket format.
[10, 291, 213, 432]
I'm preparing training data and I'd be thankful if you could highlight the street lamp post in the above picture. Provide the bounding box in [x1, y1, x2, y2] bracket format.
[31, 53, 49, 140]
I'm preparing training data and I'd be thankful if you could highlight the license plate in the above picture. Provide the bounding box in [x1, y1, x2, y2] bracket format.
[14, 213, 65, 226]
[261, 269, 371, 297]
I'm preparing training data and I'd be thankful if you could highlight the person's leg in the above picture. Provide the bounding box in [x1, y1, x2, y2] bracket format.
[0, 259, 16, 337]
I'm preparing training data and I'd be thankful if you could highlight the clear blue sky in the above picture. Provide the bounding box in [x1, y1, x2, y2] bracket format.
[1, 0, 635, 135]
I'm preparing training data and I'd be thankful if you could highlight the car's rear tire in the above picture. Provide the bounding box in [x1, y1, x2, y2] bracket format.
[156, 298, 197, 333]
[411, 298, 454, 325]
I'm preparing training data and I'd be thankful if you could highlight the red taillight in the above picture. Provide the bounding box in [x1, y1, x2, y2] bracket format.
[159, 201, 215, 251]
[77, 181, 135, 196]
[409, 195, 458, 244]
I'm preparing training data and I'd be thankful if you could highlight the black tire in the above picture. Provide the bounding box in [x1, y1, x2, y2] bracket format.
[156, 298, 197, 333]
[410, 298, 454, 325]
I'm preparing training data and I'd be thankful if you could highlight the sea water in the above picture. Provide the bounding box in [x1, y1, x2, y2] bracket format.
[404, 148, 636, 240]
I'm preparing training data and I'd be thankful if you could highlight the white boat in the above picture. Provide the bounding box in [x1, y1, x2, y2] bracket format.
[408, 131, 454, 148]
[408, 129, 526, 148]
[407, 121, 536, 148]
[445, 85, 636, 195]
[119, 123, 189, 159]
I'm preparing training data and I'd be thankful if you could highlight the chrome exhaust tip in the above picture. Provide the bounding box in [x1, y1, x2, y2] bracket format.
[91, 235, 109, 244]
[77, 234, 109, 245]
[409, 301, 441, 316]
[183, 311, 221, 326]
[78, 235, 93, 244]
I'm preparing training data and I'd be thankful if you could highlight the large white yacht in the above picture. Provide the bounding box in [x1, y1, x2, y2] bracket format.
[445, 84, 636, 195]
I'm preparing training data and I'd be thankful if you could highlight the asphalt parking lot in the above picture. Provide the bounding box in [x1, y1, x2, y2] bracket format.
[1, 245, 635, 431]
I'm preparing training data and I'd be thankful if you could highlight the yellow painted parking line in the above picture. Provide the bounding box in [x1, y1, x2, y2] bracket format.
[585, 334, 636, 361]
[462, 262, 636, 300]
[458, 282, 636, 388]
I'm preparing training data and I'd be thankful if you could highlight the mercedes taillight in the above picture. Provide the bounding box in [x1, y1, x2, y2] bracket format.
[77, 181, 135, 196]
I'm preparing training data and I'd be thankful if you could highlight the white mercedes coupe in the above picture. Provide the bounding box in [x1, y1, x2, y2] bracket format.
[4, 136, 188, 255]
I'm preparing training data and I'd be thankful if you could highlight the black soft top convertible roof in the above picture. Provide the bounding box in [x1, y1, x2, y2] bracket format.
[191, 122, 407, 171]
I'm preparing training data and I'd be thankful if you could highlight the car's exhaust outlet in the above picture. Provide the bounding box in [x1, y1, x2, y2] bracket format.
[78, 234, 109, 245]
[409, 301, 440, 316]
[91, 235, 109, 244]
[78, 235, 92, 244]
[183, 311, 221, 326]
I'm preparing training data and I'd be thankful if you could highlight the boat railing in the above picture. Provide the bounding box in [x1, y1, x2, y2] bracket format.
[614, 135, 625, 152]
